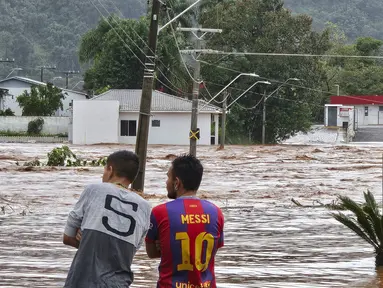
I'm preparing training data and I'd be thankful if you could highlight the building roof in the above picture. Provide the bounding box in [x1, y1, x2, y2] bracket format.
[92, 89, 222, 113]
[330, 95, 383, 105]
[0, 76, 89, 97]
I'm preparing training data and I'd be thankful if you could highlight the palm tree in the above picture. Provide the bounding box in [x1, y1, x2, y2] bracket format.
[331, 190, 383, 267]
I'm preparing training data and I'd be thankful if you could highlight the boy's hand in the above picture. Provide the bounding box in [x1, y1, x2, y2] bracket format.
[76, 228, 82, 242]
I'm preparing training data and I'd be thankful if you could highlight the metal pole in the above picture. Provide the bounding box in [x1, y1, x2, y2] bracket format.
[220, 93, 227, 149]
[65, 73, 69, 89]
[132, 0, 160, 192]
[189, 36, 201, 157]
[41, 67, 44, 82]
[334, 84, 340, 96]
[262, 90, 266, 145]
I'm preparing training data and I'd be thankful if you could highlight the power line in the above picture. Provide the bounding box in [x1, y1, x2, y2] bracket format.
[181, 50, 383, 59]
[89, 0, 146, 67]
[166, 10, 201, 84]
[103, 0, 191, 91]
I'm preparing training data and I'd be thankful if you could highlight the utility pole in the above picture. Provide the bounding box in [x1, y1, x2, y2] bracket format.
[178, 27, 222, 156]
[219, 91, 227, 149]
[190, 29, 201, 157]
[62, 71, 80, 89]
[132, 0, 161, 192]
[39, 66, 56, 83]
[262, 90, 267, 145]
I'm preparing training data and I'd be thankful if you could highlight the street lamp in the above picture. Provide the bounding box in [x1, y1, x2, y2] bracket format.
[226, 81, 271, 110]
[71, 80, 84, 90]
[6, 68, 22, 78]
[51, 76, 63, 83]
[200, 73, 260, 109]
[334, 84, 340, 96]
[262, 77, 301, 144]
[217, 80, 270, 149]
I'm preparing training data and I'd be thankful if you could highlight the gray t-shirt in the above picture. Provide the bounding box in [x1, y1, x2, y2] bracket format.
[63, 183, 151, 288]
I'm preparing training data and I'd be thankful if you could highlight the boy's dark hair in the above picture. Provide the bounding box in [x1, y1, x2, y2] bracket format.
[106, 150, 139, 182]
[172, 154, 203, 191]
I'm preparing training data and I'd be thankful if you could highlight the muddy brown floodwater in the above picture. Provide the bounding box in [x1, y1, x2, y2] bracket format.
[1, 143, 383, 287]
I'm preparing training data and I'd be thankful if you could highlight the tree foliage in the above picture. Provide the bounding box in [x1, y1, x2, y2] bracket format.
[0, 0, 146, 82]
[198, 0, 331, 143]
[79, 15, 190, 94]
[0, 108, 15, 116]
[17, 83, 66, 116]
[284, 0, 383, 41]
[27, 117, 44, 135]
[321, 25, 383, 98]
[331, 191, 383, 267]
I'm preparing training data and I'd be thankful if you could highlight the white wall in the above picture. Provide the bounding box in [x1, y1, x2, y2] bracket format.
[118, 112, 213, 145]
[337, 106, 354, 127]
[0, 116, 69, 134]
[0, 80, 87, 117]
[354, 105, 383, 126]
[56, 90, 87, 117]
[1, 79, 31, 116]
[72, 100, 119, 145]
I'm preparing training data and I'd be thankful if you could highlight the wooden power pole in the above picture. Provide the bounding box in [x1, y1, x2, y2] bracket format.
[132, 0, 161, 191]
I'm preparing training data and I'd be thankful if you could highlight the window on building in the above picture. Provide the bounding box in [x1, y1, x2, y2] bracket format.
[379, 106, 383, 112]
[365, 106, 369, 117]
[120, 120, 137, 136]
[152, 120, 160, 127]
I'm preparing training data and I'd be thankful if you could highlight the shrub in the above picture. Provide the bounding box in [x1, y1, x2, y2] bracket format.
[27, 118, 44, 135]
[0, 108, 15, 116]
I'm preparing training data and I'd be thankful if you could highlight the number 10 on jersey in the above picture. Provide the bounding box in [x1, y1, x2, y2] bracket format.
[176, 232, 215, 272]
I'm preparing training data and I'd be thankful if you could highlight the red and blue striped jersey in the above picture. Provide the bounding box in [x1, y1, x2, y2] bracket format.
[146, 197, 224, 288]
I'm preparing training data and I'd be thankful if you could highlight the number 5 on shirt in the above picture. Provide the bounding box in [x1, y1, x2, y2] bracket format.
[176, 232, 215, 272]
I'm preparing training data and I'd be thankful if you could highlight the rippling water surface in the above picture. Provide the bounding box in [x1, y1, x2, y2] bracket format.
[0, 143, 382, 287]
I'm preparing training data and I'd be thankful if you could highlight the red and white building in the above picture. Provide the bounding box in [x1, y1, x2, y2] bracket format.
[326, 95, 383, 127]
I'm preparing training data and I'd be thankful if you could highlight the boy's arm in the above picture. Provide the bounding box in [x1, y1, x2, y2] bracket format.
[63, 187, 90, 248]
[145, 210, 161, 259]
[217, 208, 225, 249]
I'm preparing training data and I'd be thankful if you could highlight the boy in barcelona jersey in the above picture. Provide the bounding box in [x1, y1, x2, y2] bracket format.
[62, 150, 151, 288]
[145, 154, 224, 288]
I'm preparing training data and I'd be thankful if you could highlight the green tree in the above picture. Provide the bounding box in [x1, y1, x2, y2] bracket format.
[79, 15, 189, 94]
[323, 35, 383, 96]
[199, 0, 331, 143]
[17, 83, 66, 116]
[331, 191, 383, 267]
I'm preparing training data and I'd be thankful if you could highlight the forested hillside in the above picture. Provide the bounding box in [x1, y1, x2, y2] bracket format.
[1, 0, 382, 87]
[0, 0, 146, 84]
[284, 0, 383, 41]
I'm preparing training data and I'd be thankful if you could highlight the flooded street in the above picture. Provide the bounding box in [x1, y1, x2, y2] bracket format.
[0, 143, 382, 287]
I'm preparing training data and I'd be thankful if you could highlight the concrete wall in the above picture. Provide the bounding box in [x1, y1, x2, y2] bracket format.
[118, 111, 212, 145]
[0, 116, 69, 134]
[72, 100, 119, 145]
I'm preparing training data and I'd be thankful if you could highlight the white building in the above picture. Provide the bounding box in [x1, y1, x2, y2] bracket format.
[0, 76, 88, 116]
[324, 104, 355, 128]
[329, 95, 383, 126]
[70, 89, 222, 145]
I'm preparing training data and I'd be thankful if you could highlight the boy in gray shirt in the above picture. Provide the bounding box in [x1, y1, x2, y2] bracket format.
[63, 150, 151, 287]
